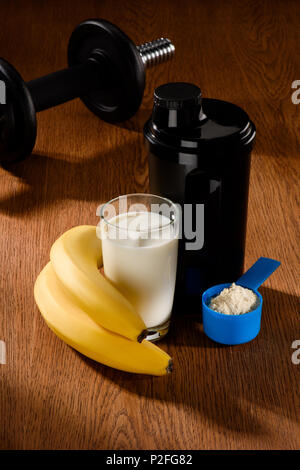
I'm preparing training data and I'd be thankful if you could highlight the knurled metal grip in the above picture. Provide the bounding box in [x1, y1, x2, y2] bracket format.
[0, 18, 175, 164]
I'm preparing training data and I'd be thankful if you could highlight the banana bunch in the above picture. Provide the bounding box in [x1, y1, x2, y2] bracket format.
[34, 226, 172, 376]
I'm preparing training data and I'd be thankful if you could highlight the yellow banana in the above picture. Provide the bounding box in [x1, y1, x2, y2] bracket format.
[34, 262, 172, 376]
[50, 225, 146, 342]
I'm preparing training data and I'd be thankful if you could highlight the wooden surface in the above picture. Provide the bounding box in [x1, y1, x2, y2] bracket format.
[0, 0, 299, 450]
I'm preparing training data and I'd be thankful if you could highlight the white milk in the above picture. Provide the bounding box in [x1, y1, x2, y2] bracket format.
[101, 211, 178, 328]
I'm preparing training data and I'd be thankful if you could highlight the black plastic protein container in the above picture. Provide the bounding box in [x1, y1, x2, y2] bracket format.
[144, 82, 256, 314]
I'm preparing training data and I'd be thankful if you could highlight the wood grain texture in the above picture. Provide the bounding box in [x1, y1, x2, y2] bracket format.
[0, 0, 299, 450]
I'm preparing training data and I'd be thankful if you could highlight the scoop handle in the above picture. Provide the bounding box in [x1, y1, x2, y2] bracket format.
[236, 257, 281, 291]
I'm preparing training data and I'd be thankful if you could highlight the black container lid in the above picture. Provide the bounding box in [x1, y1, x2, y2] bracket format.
[154, 82, 202, 109]
[144, 82, 256, 155]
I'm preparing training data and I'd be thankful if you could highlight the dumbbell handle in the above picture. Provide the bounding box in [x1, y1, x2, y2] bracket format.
[27, 38, 174, 113]
[27, 61, 99, 112]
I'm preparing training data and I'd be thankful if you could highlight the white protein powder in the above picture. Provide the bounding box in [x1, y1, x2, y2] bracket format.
[209, 283, 259, 315]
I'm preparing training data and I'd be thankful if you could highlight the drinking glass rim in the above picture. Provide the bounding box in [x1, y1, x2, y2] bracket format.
[100, 193, 179, 234]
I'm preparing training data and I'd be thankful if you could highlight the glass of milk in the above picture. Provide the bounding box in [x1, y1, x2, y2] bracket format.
[99, 194, 180, 341]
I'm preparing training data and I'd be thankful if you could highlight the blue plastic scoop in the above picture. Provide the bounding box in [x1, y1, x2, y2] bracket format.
[236, 257, 281, 291]
[202, 257, 281, 345]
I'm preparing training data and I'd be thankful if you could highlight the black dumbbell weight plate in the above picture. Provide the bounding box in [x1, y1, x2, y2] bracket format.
[68, 19, 145, 123]
[0, 58, 36, 164]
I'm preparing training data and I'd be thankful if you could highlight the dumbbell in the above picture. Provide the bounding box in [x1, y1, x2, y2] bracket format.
[0, 18, 175, 164]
